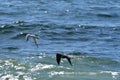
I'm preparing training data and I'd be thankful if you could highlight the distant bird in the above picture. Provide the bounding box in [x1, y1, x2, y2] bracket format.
[56, 53, 72, 66]
[25, 34, 39, 47]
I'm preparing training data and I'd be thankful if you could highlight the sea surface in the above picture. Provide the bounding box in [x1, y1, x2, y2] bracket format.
[0, 0, 120, 80]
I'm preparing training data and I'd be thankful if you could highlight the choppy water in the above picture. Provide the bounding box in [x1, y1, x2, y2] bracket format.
[0, 0, 120, 80]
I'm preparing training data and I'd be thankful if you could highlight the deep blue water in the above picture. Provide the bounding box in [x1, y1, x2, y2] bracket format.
[0, 0, 120, 80]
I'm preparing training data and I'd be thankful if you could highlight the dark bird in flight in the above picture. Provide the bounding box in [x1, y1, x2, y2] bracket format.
[56, 53, 72, 66]
[25, 34, 39, 47]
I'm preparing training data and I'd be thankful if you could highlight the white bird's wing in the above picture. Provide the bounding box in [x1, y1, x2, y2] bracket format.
[33, 37, 38, 48]
[25, 34, 30, 41]
[25, 34, 39, 48]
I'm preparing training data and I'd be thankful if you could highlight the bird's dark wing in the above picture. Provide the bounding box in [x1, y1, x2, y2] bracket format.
[67, 57, 72, 66]
[56, 54, 61, 65]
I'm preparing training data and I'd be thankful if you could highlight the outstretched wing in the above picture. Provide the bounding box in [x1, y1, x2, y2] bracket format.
[33, 38, 38, 48]
[25, 34, 30, 41]
[56, 54, 61, 65]
[67, 57, 72, 66]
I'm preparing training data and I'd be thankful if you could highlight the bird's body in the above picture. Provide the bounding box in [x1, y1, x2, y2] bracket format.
[25, 34, 39, 47]
[56, 53, 72, 66]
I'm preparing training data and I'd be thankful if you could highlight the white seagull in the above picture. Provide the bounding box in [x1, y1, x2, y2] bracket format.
[25, 34, 39, 47]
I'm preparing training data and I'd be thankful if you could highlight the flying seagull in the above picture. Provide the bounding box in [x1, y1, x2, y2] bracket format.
[56, 53, 72, 66]
[25, 34, 39, 47]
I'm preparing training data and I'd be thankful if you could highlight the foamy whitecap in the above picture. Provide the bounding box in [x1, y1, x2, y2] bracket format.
[3, 60, 25, 70]
[14, 65, 26, 70]
[72, 72, 97, 75]
[38, 56, 43, 59]
[0, 65, 2, 68]
[49, 71, 65, 77]
[48, 71, 97, 78]
[30, 63, 55, 71]
[49, 71, 96, 78]
[0, 74, 19, 80]
[58, 66, 71, 70]
[23, 75, 32, 80]
[4, 60, 14, 66]
[0, 73, 33, 80]
[16, 72, 25, 75]
[100, 71, 120, 79]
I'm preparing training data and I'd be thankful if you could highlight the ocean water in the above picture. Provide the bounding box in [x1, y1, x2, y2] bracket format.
[0, 0, 120, 80]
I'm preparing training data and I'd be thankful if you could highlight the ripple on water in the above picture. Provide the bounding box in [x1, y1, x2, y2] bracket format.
[10, 32, 27, 40]
[96, 13, 119, 18]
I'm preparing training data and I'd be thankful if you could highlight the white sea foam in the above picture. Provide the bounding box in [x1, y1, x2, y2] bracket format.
[4, 60, 14, 67]
[23, 75, 32, 80]
[30, 63, 55, 71]
[100, 71, 120, 79]
[0, 72, 33, 80]
[14, 65, 26, 70]
[49, 71, 65, 77]
[48, 71, 98, 77]
[48, 70, 120, 78]
[16, 72, 25, 75]
[0, 74, 19, 80]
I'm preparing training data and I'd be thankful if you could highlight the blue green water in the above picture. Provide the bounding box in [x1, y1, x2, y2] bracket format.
[0, 0, 120, 80]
